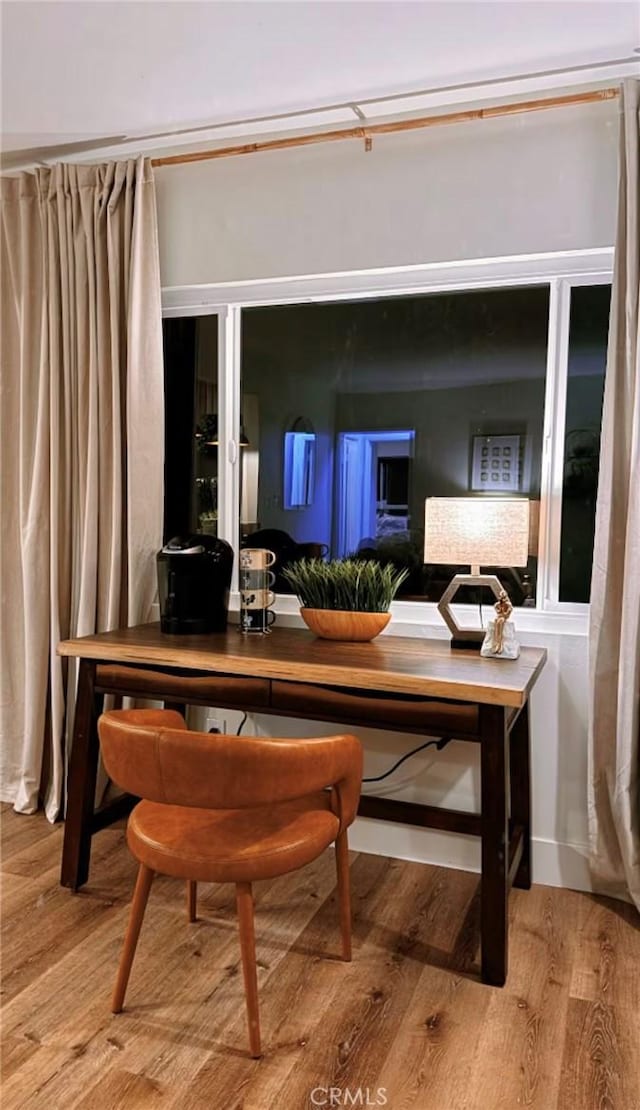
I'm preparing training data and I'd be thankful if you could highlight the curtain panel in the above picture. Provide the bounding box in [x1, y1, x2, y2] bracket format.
[0, 157, 164, 819]
[588, 79, 640, 909]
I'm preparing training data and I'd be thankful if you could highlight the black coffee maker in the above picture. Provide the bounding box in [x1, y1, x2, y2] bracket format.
[157, 535, 233, 634]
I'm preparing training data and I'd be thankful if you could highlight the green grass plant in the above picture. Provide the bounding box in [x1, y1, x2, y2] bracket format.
[282, 558, 408, 612]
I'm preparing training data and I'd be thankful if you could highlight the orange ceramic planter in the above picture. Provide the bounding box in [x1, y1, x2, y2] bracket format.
[300, 608, 390, 642]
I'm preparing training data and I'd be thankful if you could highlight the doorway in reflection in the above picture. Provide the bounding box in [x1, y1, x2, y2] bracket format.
[336, 430, 415, 557]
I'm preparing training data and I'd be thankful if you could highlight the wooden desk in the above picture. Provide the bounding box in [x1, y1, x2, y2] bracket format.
[58, 623, 546, 986]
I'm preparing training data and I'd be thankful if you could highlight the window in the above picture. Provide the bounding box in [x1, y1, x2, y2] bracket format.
[163, 314, 218, 540]
[559, 285, 610, 603]
[162, 252, 613, 615]
[240, 288, 549, 603]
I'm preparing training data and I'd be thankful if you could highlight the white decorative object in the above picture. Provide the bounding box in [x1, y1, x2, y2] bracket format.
[480, 590, 520, 659]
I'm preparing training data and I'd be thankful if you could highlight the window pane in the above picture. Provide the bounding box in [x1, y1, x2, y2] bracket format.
[240, 287, 549, 605]
[163, 315, 218, 540]
[559, 284, 610, 603]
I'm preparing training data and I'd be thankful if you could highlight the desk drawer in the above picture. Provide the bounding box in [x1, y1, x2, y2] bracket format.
[271, 680, 479, 737]
[95, 664, 270, 708]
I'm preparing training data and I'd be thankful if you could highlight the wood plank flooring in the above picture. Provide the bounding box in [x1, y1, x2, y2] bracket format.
[1, 804, 639, 1110]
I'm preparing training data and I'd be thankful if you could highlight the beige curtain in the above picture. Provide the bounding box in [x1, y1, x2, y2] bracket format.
[588, 79, 640, 909]
[1, 157, 164, 820]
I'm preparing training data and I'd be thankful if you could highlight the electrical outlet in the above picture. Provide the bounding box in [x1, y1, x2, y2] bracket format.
[203, 709, 254, 736]
[205, 711, 221, 734]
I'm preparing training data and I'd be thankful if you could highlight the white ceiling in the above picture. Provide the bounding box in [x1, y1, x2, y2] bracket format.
[1, 1, 638, 158]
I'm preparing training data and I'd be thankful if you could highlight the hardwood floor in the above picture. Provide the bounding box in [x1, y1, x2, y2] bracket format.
[1, 804, 639, 1109]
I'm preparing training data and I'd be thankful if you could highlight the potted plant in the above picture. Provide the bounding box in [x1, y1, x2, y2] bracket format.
[282, 558, 408, 641]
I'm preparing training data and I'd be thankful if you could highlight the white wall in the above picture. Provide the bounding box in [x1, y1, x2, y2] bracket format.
[193, 619, 592, 892]
[160, 99, 617, 892]
[156, 100, 618, 286]
[249, 621, 592, 892]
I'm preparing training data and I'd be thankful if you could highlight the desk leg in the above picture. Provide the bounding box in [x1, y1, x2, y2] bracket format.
[60, 659, 102, 890]
[480, 703, 509, 987]
[510, 701, 531, 890]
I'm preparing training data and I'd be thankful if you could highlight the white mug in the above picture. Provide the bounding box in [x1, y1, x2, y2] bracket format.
[239, 568, 276, 590]
[240, 589, 276, 610]
[240, 548, 276, 570]
[240, 608, 276, 633]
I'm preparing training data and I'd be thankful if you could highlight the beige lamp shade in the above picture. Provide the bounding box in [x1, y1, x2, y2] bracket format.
[424, 497, 530, 568]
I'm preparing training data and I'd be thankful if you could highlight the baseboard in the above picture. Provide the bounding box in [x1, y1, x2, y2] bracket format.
[350, 817, 594, 893]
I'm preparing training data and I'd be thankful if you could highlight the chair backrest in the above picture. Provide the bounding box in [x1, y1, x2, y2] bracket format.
[98, 709, 363, 829]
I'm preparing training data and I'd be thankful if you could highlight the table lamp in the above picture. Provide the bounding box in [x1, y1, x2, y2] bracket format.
[424, 497, 530, 649]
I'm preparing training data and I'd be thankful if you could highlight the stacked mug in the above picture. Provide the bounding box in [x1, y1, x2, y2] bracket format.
[239, 549, 277, 633]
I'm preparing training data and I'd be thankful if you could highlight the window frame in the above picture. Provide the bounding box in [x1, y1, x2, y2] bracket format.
[162, 247, 613, 636]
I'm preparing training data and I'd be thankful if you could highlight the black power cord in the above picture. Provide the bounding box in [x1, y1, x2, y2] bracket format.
[231, 717, 450, 777]
[362, 736, 451, 784]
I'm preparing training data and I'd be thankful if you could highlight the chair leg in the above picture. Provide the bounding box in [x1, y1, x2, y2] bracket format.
[112, 863, 155, 1013]
[235, 882, 262, 1058]
[187, 880, 197, 922]
[335, 829, 352, 962]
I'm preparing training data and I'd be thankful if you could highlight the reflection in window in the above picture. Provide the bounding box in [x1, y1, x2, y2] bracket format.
[163, 314, 218, 539]
[240, 287, 550, 603]
[559, 284, 610, 603]
[336, 430, 414, 557]
[284, 419, 316, 508]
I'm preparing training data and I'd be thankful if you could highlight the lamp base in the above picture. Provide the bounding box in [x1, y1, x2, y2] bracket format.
[437, 573, 505, 646]
[450, 635, 484, 651]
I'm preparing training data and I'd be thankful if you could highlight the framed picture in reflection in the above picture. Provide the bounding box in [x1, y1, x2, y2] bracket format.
[471, 434, 522, 492]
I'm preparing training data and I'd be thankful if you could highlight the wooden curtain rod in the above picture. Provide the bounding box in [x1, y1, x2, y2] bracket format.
[152, 87, 619, 169]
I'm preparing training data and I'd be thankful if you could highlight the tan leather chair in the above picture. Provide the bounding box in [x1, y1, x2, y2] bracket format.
[98, 708, 363, 1058]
